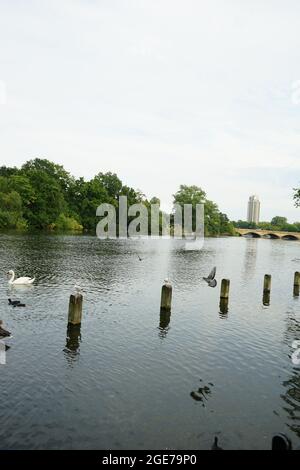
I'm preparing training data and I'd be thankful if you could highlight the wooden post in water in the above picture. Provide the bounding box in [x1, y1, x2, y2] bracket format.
[294, 271, 300, 297]
[160, 281, 172, 312]
[263, 274, 271, 306]
[219, 279, 230, 315]
[220, 279, 230, 299]
[263, 274, 271, 294]
[68, 293, 83, 325]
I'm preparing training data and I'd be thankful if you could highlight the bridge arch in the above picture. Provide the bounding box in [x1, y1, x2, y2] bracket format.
[243, 232, 261, 238]
[281, 234, 299, 240]
[262, 233, 280, 239]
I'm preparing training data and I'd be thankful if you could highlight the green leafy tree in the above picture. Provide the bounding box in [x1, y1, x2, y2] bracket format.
[21, 170, 67, 228]
[219, 212, 235, 235]
[95, 172, 122, 202]
[204, 200, 221, 235]
[233, 220, 257, 229]
[173, 185, 206, 206]
[293, 187, 300, 208]
[173, 185, 206, 232]
[8, 175, 35, 206]
[78, 177, 110, 230]
[54, 214, 83, 231]
[271, 216, 288, 227]
[22, 158, 73, 193]
[0, 190, 25, 229]
[173, 185, 231, 236]
[0, 166, 19, 177]
[293, 222, 300, 232]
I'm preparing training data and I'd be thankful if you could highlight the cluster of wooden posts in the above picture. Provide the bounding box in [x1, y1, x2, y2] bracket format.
[159, 271, 300, 314]
[262, 271, 300, 307]
[67, 272, 300, 327]
[159, 280, 231, 313]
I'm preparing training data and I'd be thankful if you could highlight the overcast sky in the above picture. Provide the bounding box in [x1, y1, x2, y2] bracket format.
[1, 0, 300, 221]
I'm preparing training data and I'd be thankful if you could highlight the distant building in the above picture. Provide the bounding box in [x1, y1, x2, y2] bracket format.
[247, 195, 260, 224]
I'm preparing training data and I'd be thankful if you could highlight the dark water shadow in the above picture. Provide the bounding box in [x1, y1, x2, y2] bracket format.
[219, 298, 229, 317]
[63, 324, 81, 366]
[263, 292, 271, 306]
[158, 310, 171, 339]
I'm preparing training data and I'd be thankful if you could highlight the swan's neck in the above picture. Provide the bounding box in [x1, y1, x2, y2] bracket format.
[9, 272, 15, 284]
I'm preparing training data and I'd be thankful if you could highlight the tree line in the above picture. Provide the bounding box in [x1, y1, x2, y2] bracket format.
[233, 216, 300, 232]
[0, 158, 234, 236]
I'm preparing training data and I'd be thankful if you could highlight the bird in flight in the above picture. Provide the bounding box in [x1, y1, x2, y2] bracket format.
[203, 267, 217, 287]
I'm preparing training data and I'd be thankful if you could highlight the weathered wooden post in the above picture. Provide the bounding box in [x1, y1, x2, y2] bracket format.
[263, 274, 271, 294]
[220, 279, 230, 299]
[263, 274, 271, 306]
[219, 279, 230, 315]
[293, 271, 300, 297]
[68, 293, 83, 325]
[160, 280, 172, 312]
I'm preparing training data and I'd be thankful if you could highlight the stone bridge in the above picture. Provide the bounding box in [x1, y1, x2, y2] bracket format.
[235, 228, 300, 240]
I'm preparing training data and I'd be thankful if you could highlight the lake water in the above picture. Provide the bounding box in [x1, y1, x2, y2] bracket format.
[0, 233, 300, 450]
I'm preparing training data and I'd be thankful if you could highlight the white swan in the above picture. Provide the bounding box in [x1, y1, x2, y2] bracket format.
[7, 270, 35, 285]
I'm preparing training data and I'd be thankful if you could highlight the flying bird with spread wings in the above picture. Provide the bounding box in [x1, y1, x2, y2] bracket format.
[203, 267, 217, 288]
